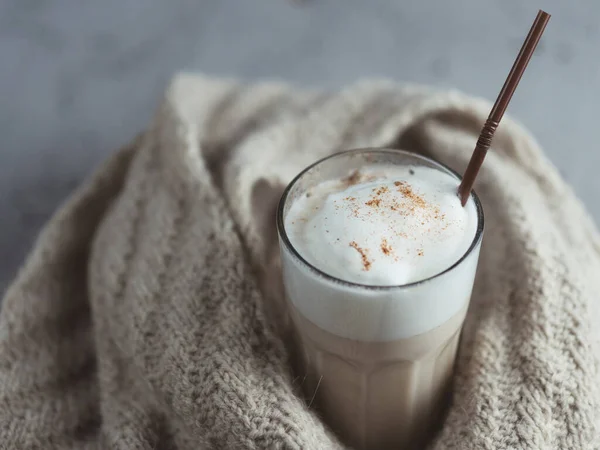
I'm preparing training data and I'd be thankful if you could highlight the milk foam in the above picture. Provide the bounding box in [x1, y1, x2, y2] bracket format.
[285, 165, 478, 286]
[280, 163, 482, 341]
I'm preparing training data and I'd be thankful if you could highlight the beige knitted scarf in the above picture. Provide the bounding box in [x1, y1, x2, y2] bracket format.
[1, 74, 599, 449]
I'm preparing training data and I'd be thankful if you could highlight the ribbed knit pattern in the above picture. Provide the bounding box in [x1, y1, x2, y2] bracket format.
[1, 74, 599, 449]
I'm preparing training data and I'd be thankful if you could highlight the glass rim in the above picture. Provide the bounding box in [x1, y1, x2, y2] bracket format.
[276, 148, 485, 290]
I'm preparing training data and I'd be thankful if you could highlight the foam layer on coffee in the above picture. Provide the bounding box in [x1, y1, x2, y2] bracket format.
[285, 166, 478, 285]
[280, 164, 481, 341]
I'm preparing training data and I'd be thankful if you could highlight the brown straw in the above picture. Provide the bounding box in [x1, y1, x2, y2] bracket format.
[457, 9, 551, 206]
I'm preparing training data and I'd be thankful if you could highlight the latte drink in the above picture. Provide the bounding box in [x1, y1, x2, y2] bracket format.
[277, 149, 483, 450]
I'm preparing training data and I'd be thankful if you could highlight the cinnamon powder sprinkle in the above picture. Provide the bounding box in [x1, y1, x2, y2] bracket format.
[365, 184, 391, 208]
[349, 241, 372, 271]
[380, 238, 393, 256]
[372, 186, 389, 196]
[394, 181, 427, 208]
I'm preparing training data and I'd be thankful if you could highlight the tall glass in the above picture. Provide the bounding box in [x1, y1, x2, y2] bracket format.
[276, 149, 484, 450]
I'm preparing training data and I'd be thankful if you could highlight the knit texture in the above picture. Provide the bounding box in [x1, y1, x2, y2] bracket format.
[1, 74, 599, 449]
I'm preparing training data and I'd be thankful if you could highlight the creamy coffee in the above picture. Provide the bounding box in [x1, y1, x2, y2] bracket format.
[289, 302, 467, 449]
[277, 150, 483, 450]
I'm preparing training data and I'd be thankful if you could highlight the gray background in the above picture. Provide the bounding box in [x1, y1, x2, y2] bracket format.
[1, 0, 598, 292]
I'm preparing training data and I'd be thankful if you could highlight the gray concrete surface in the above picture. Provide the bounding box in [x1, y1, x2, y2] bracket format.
[1, 0, 599, 292]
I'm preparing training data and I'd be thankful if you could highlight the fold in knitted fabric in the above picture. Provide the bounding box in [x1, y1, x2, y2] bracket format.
[1, 74, 599, 449]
